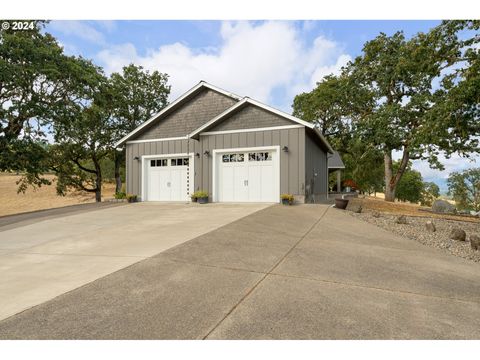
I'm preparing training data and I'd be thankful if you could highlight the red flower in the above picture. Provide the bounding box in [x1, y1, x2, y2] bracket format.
[342, 179, 358, 190]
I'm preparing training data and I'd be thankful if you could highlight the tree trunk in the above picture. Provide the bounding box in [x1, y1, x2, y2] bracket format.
[384, 148, 410, 202]
[93, 157, 102, 203]
[384, 151, 396, 202]
[95, 186, 102, 202]
[114, 149, 123, 194]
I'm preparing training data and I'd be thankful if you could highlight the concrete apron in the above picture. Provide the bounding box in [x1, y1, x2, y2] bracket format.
[0, 202, 269, 321]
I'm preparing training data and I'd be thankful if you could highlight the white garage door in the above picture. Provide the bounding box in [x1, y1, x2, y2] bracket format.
[216, 148, 279, 203]
[145, 157, 190, 201]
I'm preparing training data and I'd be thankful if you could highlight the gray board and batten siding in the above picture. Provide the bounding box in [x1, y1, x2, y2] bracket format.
[305, 129, 329, 202]
[126, 127, 306, 201]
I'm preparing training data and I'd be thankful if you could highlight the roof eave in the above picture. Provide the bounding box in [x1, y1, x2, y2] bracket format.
[312, 128, 334, 154]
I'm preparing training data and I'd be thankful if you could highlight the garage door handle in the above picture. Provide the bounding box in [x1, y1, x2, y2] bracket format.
[167, 182, 171, 187]
[244, 180, 248, 186]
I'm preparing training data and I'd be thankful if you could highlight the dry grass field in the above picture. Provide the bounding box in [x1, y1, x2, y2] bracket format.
[0, 173, 116, 217]
[349, 195, 479, 223]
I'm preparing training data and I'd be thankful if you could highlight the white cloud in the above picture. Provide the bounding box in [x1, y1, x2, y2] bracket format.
[411, 153, 479, 181]
[49, 21, 106, 45]
[96, 21, 351, 108]
[96, 20, 117, 32]
[393, 149, 479, 191]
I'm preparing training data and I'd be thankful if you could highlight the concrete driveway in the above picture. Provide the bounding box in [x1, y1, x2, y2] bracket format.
[1, 204, 480, 339]
[0, 202, 269, 321]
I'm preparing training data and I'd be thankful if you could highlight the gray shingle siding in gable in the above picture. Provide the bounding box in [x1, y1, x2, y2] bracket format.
[207, 104, 296, 132]
[133, 89, 238, 141]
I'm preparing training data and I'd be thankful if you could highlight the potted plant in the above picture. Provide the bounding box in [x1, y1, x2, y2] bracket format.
[193, 190, 209, 204]
[190, 193, 198, 202]
[335, 196, 349, 210]
[126, 194, 137, 203]
[280, 194, 294, 205]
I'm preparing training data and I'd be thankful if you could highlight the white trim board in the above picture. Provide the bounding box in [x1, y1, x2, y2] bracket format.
[115, 81, 241, 147]
[140, 152, 195, 202]
[127, 136, 188, 144]
[212, 145, 281, 203]
[199, 125, 303, 136]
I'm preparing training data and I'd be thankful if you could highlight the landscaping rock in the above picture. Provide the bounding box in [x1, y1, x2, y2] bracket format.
[396, 215, 408, 224]
[425, 221, 436, 232]
[350, 205, 362, 213]
[471, 235, 480, 250]
[346, 211, 480, 263]
[450, 228, 466, 241]
[432, 200, 456, 214]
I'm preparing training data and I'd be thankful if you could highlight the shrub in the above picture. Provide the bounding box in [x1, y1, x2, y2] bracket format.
[281, 194, 294, 204]
[342, 179, 358, 190]
[115, 191, 126, 199]
[126, 193, 137, 202]
[192, 190, 208, 198]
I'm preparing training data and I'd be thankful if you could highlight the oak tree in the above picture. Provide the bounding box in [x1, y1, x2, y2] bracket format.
[110, 64, 170, 193]
[447, 168, 480, 211]
[293, 21, 480, 202]
[50, 61, 113, 202]
[0, 21, 93, 191]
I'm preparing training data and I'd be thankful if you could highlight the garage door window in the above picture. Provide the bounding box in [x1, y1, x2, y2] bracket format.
[171, 158, 189, 166]
[248, 152, 272, 161]
[150, 159, 167, 167]
[222, 153, 244, 163]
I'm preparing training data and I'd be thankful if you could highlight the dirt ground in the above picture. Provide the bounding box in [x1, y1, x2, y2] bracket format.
[349, 195, 479, 223]
[0, 173, 116, 217]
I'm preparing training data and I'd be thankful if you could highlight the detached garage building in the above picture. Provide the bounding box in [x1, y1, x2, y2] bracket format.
[116, 81, 334, 203]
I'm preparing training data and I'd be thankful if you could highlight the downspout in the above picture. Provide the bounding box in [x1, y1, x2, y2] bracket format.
[326, 152, 333, 200]
[186, 134, 191, 203]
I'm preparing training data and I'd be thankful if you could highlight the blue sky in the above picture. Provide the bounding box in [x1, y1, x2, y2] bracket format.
[46, 20, 442, 109]
[45, 20, 477, 192]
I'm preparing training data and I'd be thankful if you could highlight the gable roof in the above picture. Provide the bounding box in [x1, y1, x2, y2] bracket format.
[188, 97, 334, 153]
[114, 81, 242, 147]
[328, 151, 345, 169]
[115, 81, 334, 154]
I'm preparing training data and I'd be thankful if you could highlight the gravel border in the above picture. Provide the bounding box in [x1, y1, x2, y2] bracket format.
[346, 209, 480, 263]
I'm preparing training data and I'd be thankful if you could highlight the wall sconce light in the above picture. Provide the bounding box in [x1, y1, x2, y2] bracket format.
[134, 156, 140, 161]
[204, 150, 210, 156]
[282, 146, 289, 153]
[196, 152, 200, 158]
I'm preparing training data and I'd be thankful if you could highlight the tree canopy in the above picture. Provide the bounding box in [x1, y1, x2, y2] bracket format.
[49, 60, 112, 202]
[109, 64, 171, 193]
[393, 161, 424, 203]
[293, 20, 480, 202]
[0, 21, 113, 192]
[421, 182, 440, 207]
[0, 25, 172, 200]
[447, 168, 480, 211]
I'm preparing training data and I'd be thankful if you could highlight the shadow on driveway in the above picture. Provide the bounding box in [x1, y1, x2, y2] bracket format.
[0, 202, 126, 231]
